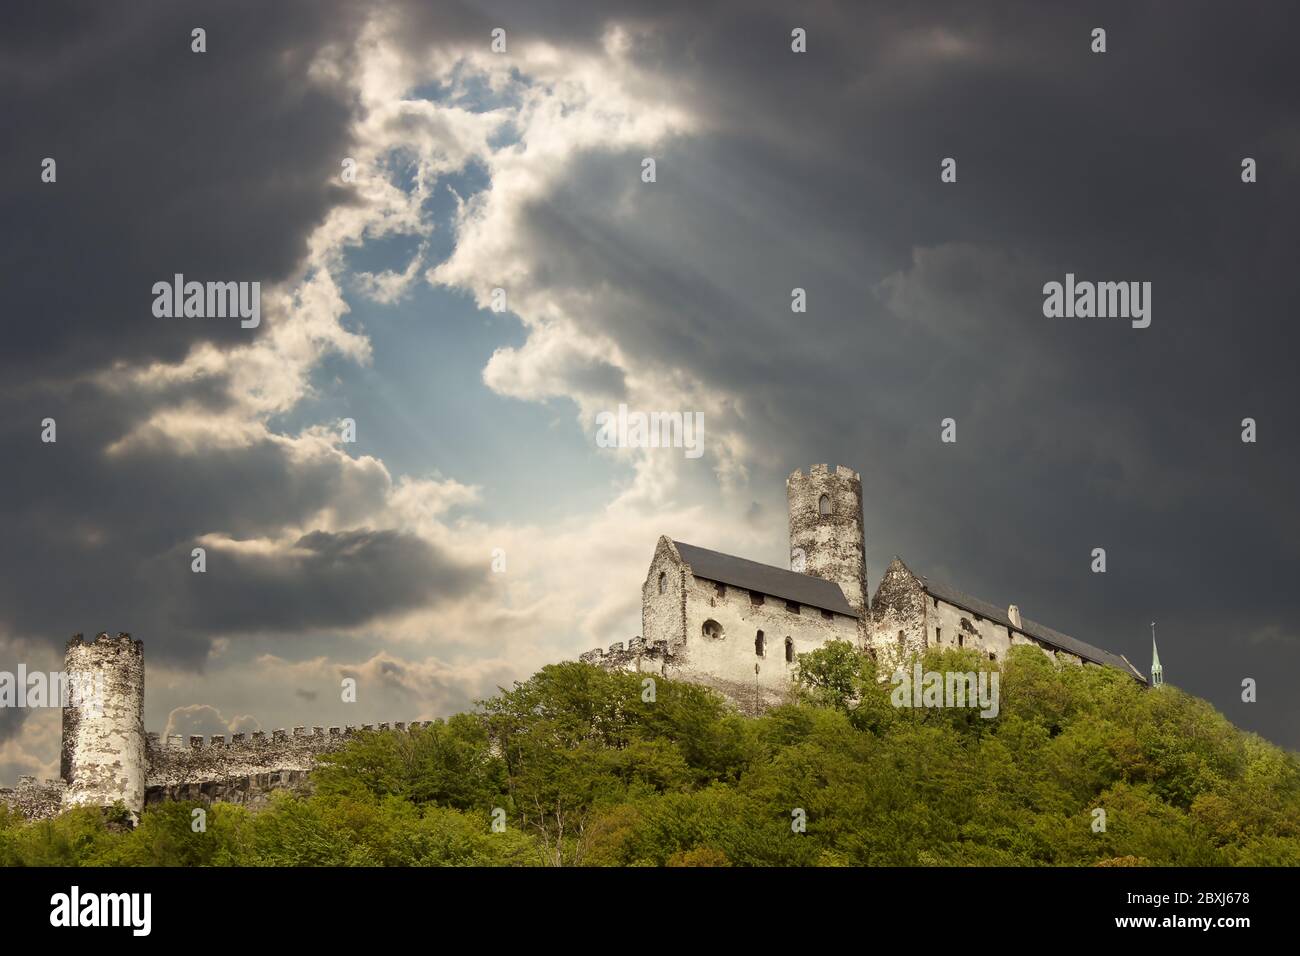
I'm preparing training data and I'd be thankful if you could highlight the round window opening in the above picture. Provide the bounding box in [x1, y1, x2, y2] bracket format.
[702, 619, 724, 640]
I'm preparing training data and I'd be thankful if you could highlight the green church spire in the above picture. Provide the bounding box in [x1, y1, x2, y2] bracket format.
[1150, 621, 1163, 688]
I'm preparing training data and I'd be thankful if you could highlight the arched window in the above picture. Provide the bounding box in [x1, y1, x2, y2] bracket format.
[657, 571, 667, 595]
[785, 637, 795, 663]
[818, 494, 831, 516]
[702, 619, 724, 640]
[755, 630, 765, 657]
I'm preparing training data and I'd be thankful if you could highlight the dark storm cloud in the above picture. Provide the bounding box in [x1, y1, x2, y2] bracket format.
[150, 528, 483, 639]
[1, 399, 486, 659]
[0, 707, 29, 746]
[0, 396, 487, 663]
[0, 0, 477, 669]
[0, 0, 368, 378]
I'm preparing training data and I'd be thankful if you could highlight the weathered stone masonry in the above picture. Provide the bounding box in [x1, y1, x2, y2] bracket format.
[1, 632, 432, 822]
[788, 464, 869, 643]
[61, 632, 146, 817]
[584, 462, 1146, 713]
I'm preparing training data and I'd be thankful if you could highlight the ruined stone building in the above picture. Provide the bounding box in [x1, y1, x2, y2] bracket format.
[582, 463, 1146, 712]
[1, 632, 430, 822]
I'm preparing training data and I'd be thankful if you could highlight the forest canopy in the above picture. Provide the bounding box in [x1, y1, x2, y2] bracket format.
[3, 644, 1296, 867]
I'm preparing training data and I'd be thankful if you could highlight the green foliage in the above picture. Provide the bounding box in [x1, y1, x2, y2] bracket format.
[0, 806, 120, 866]
[3, 651, 1297, 866]
[312, 715, 504, 810]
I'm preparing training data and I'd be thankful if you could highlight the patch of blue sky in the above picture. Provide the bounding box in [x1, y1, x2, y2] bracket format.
[340, 230, 424, 281]
[337, 160, 491, 282]
[268, 278, 622, 525]
[273, 70, 623, 524]
[409, 62, 531, 113]
[382, 148, 422, 195]
[487, 119, 521, 150]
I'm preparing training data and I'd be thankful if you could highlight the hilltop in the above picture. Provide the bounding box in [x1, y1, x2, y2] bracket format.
[2, 644, 1296, 866]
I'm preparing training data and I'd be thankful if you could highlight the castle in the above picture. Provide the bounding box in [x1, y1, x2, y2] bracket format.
[582, 464, 1147, 712]
[3, 463, 1148, 823]
[1, 633, 433, 822]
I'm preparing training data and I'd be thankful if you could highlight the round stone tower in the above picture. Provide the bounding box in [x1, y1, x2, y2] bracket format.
[61, 632, 146, 820]
[788, 465, 868, 641]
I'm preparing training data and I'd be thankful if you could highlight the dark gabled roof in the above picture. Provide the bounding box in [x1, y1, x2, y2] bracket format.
[916, 572, 1146, 681]
[672, 540, 859, 618]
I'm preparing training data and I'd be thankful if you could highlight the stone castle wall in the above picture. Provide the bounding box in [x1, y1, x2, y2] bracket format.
[677, 571, 857, 713]
[0, 631, 440, 822]
[0, 777, 67, 821]
[1, 722, 440, 821]
[142, 722, 435, 810]
[925, 598, 1077, 665]
[870, 560, 931, 670]
[641, 536, 688, 650]
[588, 564, 858, 715]
[582, 468, 873, 716]
[580, 637, 672, 674]
[870, 561, 1089, 673]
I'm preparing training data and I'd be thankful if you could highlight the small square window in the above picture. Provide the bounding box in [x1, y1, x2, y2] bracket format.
[821, 610, 833, 620]
[715, 582, 725, 598]
[786, 600, 799, 614]
[750, 591, 764, 606]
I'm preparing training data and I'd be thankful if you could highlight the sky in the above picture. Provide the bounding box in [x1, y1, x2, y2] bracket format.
[2, 0, 1297, 782]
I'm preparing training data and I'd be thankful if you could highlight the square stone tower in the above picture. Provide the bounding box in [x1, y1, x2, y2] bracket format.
[787, 464, 869, 645]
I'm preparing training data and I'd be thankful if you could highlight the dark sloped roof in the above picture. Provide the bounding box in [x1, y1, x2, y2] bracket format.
[672, 540, 859, 617]
[917, 572, 1145, 680]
